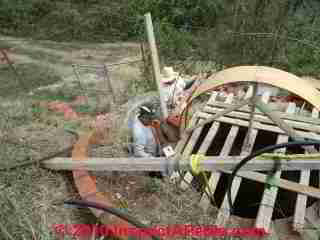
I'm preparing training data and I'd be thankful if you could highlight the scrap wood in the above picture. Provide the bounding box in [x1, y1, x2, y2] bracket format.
[204, 105, 320, 134]
[45, 155, 320, 172]
[255, 100, 317, 154]
[233, 170, 320, 201]
[198, 112, 320, 140]
[187, 66, 320, 111]
[255, 103, 296, 232]
[184, 98, 251, 134]
[45, 157, 320, 200]
[207, 101, 320, 125]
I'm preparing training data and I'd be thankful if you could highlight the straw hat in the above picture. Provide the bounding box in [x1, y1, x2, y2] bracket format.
[161, 66, 179, 83]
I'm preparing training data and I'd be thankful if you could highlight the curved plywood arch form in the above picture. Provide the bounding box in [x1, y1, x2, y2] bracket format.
[189, 66, 320, 110]
[72, 130, 133, 240]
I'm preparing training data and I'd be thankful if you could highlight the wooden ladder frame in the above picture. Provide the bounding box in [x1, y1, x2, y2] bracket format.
[175, 87, 320, 233]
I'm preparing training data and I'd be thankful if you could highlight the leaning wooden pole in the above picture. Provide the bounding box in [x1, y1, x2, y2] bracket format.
[144, 12, 168, 118]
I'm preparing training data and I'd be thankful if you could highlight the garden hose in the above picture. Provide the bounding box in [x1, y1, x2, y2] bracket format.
[64, 199, 161, 240]
[227, 140, 320, 214]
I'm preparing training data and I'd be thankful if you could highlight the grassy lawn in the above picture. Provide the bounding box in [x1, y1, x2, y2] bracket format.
[0, 63, 61, 97]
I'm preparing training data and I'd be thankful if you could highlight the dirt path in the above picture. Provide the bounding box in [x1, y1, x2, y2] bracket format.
[1, 35, 142, 82]
[0, 36, 147, 239]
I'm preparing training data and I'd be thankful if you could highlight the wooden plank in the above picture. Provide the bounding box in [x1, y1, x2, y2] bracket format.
[199, 126, 239, 210]
[255, 102, 295, 232]
[180, 93, 224, 190]
[198, 88, 252, 211]
[215, 89, 268, 226]
[170, 112, 202, 181]
[179, 118, 206, 189]
[180, 119, 219, 189]
[233, 170, 320, 201]
[185, 98, 250, 133]
[305, 201, 320, 228]
[208, 101, 320, 126]
[245, 83, 258, 150]
[215, 129, 258, 226]
[63, 159, 320, 202]
[208, 101, 320, 125]
[178, 92, 218, 154]
[302, 200, 320, 240]
[44, 156, 320, 172]
[144, 13, 168, 118]
[197, 112, 320, 140]
[255, 100, 304, 141]
[293, 108, 319, 232]
[204, 106, 320, 134]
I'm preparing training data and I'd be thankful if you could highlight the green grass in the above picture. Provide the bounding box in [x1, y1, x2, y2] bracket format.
[32, 88, 77, 102]
[37, 41, 85, 51]
[0, 167, 99, 240]
[0, 63, 61, 97]
[73, 104, 96, 114]
[11, 47, 63, 64]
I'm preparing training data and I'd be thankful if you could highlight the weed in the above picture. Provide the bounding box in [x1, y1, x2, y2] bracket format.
[144, 178, 161, 193]
[32, 87, 78, 102]
[73, 104, 95, 114]
[0, 63, 61, 97]
[11, 47, 63, 64]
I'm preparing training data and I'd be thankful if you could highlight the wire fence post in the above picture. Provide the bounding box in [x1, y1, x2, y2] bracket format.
[103, 64, 116, 103]
[144, 12, 168, 119]
[72, 64, 89, 105]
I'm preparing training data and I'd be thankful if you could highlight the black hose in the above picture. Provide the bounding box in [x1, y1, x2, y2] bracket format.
[64, 199, 161, 240]
[227, 140, 320, 214]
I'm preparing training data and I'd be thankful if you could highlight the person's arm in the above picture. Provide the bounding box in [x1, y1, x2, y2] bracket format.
[150, 120, 168, 146]
[132, 117, 154, 157]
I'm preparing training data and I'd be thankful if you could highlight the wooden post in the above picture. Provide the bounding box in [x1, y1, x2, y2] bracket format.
[144, 12, 168, 118]
[245, 83, 258, 150]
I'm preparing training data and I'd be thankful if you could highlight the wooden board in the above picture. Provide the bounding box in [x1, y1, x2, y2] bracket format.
[293, 108, 319, 232]
[232, 170, 320, 201]
[255, 102, 295, 232]
[199, 88, 252, 210]
[198, 112, 320, 140]
[180, 93, 231, 190]
[169, 113, 200, 181]
[199, 125, 239, 209]
[204, 105, 320, 134]
[215, 90, 269, 226]
[207, 101, 320, 126]
[45, 156, 320, 172]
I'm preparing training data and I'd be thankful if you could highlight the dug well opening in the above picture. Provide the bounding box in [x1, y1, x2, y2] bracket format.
[192, 123, 319, 220]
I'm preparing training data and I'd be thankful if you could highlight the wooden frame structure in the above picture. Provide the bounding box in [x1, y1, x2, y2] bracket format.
[45, 88, 320, 238]
[44, 62, 320, 239]
[173, 87, 320, 237]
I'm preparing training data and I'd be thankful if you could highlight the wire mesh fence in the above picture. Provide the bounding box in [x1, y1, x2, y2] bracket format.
[1, 9, 320, 185]
[1, 8, 320, 239]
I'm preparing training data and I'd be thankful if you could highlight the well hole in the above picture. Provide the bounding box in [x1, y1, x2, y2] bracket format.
[197, 124, 319, 220]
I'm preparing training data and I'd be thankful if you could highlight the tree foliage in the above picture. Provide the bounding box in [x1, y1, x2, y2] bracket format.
[0, 0, 319, 76]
